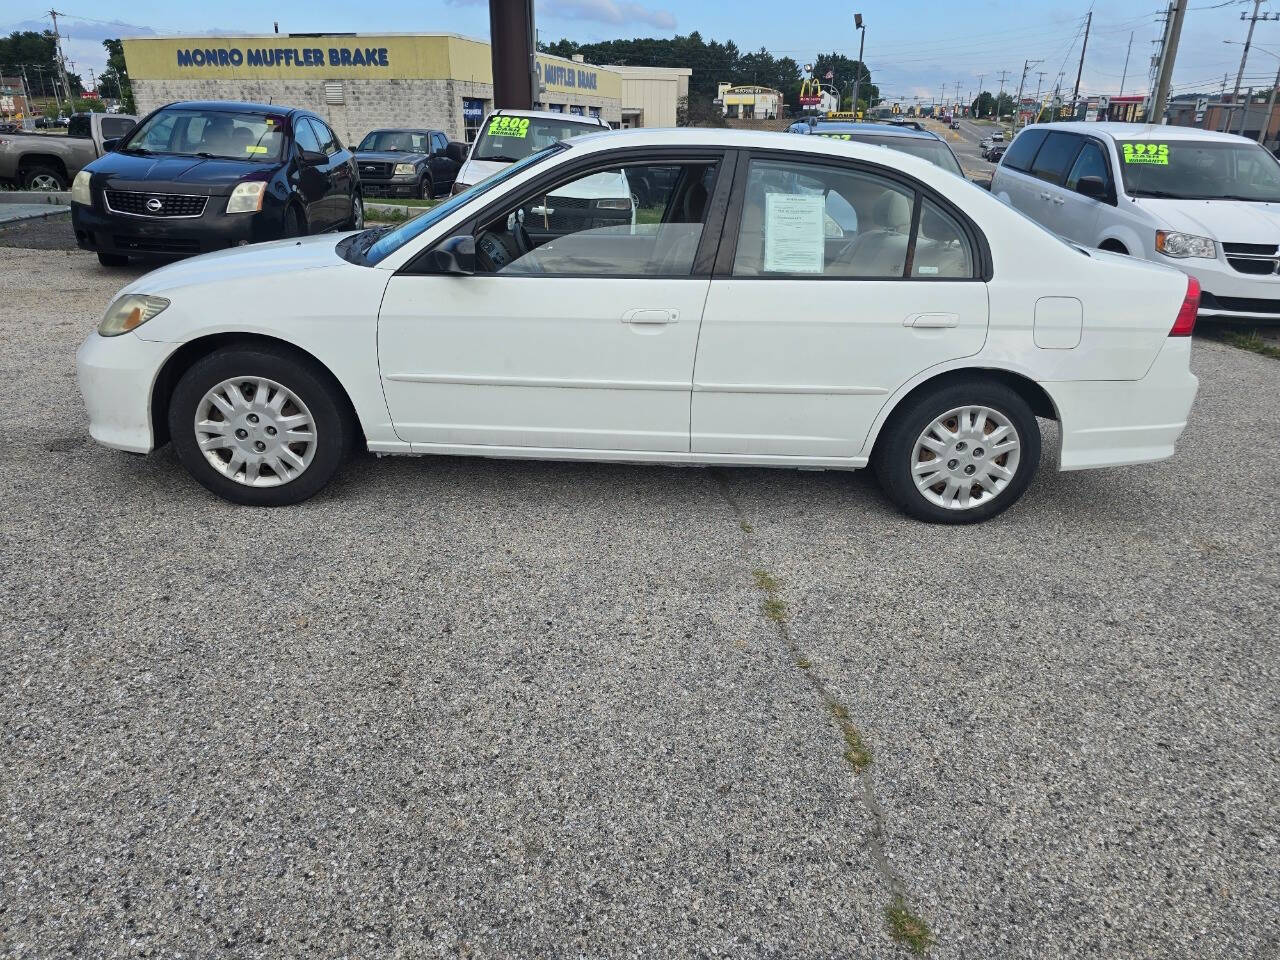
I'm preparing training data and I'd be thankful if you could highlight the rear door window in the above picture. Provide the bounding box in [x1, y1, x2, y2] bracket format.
[1030, 133, 1083, 185]
[1001, 129, 1047, 172]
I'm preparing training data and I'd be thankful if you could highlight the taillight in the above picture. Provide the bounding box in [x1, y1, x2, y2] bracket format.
[1170, 276, 1200, 337]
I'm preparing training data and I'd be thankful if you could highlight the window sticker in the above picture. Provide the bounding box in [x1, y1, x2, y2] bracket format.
[1122, 143, 1168, 165]
[763, 192, 825, 273]
[487, 116, 531, 138]
[816, 132, 853, 140]
[245, 145, 268, 154]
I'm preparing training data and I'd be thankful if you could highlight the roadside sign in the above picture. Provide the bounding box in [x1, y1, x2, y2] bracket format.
[1196, 97, 1209, 112]
[1097, 95, 1110, 111]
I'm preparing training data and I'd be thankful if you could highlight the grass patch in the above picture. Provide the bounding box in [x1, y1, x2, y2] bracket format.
[762, 595, 787, 622]
[752, 569, 786, 622]
[841, 726, 873, 771]
[885, 900, 934, 955]
[1221, 329, 1280, 360]
[752, 569, 781, 594]
[739, 519, 754, 533]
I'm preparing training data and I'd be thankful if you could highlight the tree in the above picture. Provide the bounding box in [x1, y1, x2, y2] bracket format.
[969, 90, 1014, 119]
[808, 51, 878, 113]
[99, 38, 134, 112]
[0, 29, 83, 102]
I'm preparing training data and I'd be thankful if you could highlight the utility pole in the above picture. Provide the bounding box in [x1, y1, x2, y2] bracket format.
[1226, 1, 1280, 130]
[1033, 72, 1045, 122]
[18, 63, 33, 120]
[1119, 31, 1133, 99]
[1013, 58, 1042, 133]
[48, 10, 73, 103]
[995, 69, 1011, 125]
[1150, 0, 1188, 124]
[1071, 10, 1092, 117]
[851, 14, 866, 117]
[976, 73, 985, 116]
[1261, 61, 1280, 144]
[1238, 86, 1255, 135]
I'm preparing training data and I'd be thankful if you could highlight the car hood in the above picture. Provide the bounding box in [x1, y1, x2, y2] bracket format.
[1134, 197, 1280, 243]
[355, 150, 428, 164]
[118, 232, 351, 298]
[457, 157, 509, 186]
[87, 151, 276, 194]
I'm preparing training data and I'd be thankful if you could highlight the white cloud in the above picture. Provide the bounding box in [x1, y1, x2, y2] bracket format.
[540, 0, 676, 30]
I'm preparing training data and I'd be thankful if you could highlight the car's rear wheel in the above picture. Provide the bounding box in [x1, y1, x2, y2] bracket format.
[23, 165, 67, 191]
[168, 346, 353, 506]
[418, 176, 433, 200]
[873, 379, 1040, 523]
[282, 204, 305, 238]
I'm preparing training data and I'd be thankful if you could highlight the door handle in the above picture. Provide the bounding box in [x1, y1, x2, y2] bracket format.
[1039, 192, 1052, 201]
[622, 308, 679, 325]
[1051, 196, 1065, 205]
[904, 312, 959, 328]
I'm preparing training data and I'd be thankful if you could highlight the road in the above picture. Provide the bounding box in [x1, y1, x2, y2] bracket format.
[943, 118, 1004, 185]
[0, 238, 1277, 959]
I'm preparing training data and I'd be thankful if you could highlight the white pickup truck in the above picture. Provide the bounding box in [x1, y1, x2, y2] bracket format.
[0, 112, 137, 190]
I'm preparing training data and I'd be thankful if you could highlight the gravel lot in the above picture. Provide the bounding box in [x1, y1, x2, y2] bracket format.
[1, 240, 1277, 959]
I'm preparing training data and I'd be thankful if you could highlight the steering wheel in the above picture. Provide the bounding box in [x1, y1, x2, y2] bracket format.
[512, 219, 532, 257]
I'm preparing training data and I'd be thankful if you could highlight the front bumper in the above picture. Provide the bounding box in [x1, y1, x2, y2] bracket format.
[361, 177, 421, 198]
[1164, 257, 1280, 323]
[71, 196, 287, 259]
[76, 331, 178, 453]
[1046, 337, 1199, 471]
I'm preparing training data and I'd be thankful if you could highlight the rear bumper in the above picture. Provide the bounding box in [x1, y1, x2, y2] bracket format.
[71, 197, 287, 259]
[1046, 337, 1199, 471]
[76, 331, 177, 453]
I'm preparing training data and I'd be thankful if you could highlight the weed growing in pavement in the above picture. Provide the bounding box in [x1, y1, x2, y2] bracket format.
[885, 900, 935, 955]
[1222, 330, 1280, 360]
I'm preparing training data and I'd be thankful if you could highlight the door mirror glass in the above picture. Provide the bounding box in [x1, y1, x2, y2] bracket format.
[102, 138, 120, 153]
[426, 235, 476, 275]
[1076, 175, 1108, 200]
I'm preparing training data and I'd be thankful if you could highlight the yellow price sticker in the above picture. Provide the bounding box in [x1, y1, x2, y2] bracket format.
[487, 116, 530, 138]
[245, 145, 268, 154]
[1122, 142, 1168, 165]
[816, 133, 853, 140]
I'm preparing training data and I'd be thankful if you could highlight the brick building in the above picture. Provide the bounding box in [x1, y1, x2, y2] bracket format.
[120, 33, 644, 147]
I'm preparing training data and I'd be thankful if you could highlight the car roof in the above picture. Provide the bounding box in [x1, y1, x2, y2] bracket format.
[162, 100, 307, 116]
[790, 120, 943, 141]
[490, 108, 609, 126]
[1027, 121, 1260, 144]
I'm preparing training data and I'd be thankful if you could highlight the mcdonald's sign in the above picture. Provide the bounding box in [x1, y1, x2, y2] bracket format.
[799, 77, 823, 106]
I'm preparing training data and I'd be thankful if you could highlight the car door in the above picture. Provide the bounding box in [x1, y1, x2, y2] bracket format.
[291, 117, 331, 230]
[311, 118, 353, 226]
[377, 151, 731, 452]
[991, 127, 1047, 217]
[430, 132, 456, 191]
[1057, 137, 1111, 245]
[692, 153, 989, 459]
[1027, 132, 1084, 237]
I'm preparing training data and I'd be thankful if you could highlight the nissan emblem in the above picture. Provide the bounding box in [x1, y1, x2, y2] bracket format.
[145, 197, 163, 213]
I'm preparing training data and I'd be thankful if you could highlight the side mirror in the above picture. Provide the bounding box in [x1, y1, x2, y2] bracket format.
[102, 138, 120, 152]
[425, 235, 475, 275]
[300, 149, 328, 166]
[1076, 176, 1109, 201]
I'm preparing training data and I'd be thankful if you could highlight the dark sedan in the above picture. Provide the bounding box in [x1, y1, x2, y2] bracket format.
[353, 128, 462, 199]
[71, 101, 362, 266]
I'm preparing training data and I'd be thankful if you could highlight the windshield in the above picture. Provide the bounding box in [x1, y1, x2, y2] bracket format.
[358, 130, 429, 153]
[1118, 139, 1280, 201]
[361, 146, 560, 265]
[471, 115, 603, 162]
[120, 108, 288, 162]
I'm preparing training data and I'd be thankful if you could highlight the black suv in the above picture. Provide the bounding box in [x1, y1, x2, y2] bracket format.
[71, 100, 361, 266]
[353, 128, 464, 199]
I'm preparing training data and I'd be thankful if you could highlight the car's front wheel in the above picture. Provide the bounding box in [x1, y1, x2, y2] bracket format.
[168, 346, 353, 506]
[417, 175, 433, 200]
[873, 379, 1040, 523]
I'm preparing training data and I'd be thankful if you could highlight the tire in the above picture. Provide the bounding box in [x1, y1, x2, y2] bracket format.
[282, 204, 305, 238]
[346, 192, 364, 230]
[417, 176, 434, 200]
[168, 345, 354, 506]
[872, 378, 1041, 524]
[96, 251, 129, 267]
[22, 165, 67, 191]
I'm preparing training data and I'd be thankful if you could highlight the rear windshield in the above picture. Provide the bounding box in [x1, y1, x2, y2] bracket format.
[120, 107, 288, 162]
[801, 128, 964, 176]
[358, 130, 431, 153]
[1117, 139, 1280, 202]
[471, 115, 604, 162]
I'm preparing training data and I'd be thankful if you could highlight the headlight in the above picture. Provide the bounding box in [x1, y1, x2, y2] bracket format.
[72, 169, 92, 205]
[394, 162, 416, 176]
[1155, 230, 1216, 259]
[98, 294, 169, 337]
[226, 181, 266, 214]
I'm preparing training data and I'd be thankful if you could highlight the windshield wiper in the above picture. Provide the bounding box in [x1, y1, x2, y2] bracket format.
[477, 154, 522, 163]
[1129, 189, 1190, 199]
[1214, 193, 1280, 202]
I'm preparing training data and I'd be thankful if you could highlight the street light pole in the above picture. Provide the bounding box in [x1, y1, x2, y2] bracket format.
[851, 14, 866, 118]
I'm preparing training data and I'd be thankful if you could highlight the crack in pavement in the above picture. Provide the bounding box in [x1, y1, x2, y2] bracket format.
[710, 469, 935, 955]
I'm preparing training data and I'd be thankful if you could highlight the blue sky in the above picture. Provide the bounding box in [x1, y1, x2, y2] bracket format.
[5, 0, 1279, 103]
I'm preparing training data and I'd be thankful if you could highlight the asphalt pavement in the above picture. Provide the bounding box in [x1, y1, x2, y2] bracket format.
[0, 242, 1276, 959]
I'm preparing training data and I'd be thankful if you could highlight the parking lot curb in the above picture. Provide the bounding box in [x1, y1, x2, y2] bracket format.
[0, 191, 71, 205]
[0, 203, 71, 226]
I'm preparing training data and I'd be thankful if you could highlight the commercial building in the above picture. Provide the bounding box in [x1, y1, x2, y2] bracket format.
[1, 77, 31, 120]
[121, 33, 685, 147]
[717, 83, 783, 120]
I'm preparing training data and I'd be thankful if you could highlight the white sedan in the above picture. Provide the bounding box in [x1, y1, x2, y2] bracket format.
[77, 128, 1200, 523]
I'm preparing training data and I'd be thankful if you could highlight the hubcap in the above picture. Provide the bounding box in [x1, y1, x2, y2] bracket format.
[911, 405, 1021, 511]
[31, 174, 60, 190]
[194, 377, 317, 487]
[353, 195, 364, 229]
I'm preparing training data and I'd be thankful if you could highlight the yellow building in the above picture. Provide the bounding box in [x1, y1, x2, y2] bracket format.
[717, 83, 783, 120]
[121, 33, 638, 146]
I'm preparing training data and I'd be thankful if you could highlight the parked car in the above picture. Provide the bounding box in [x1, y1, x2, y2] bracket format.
[71, 100, 362, 267]
[353, 128, 464, 199]
[787, 118, 965, 177]
[451, 109, 612, 193]
[33, 116, 51, 129]
[991, 129, 1005, 142]
[0, 111, 137, 190]
[992, 122, 1280, 324]
[0, 121, 20, 134]
[77, 128, 1200, 522]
